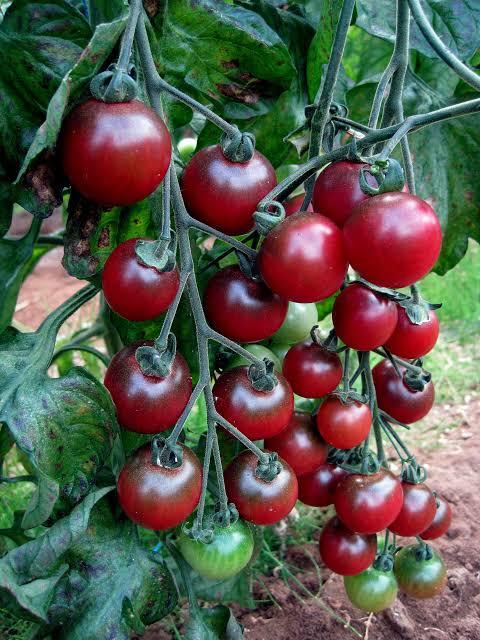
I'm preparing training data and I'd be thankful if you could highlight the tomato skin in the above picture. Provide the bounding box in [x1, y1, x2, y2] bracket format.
[117, 443, 202, 530]
[224, 450, 298, 525]
[316, 396, 372, 450]
[181, 144, 277, 235]
[389, 482, 437, 537]
[60, 99, 171, 206]
[271, 301, 318, 344]
[298, 463, 348, 507]
[265, 411, 328, 477]
[204, 265, 288, 343]
[319, 516, 377, 576]
[227, 344, 282, 372]
[373, 360, 435, 424]
[420, 496, 453, 540]
[259, 213, 348, 303]
[344, 568, 398, 612]
[102, 238, 180, 321]
[343, 192, 442, 288]
[332, 283, 398, 351]
[394, 545, 447, 599]
[384, 307, 439, 359]
[334, 470, 404, 534]
[213, 366, 294, 440]
[178, 518, 254, 581]
[282, 341, 343, 399]
[283, 193, 313, 217]
[104, 341, 192, 433]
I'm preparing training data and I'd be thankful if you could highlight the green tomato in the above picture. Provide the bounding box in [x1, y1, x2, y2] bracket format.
[178, 518, 254, 581]
[394, 544, 447, 599]
[178, 136, 197, 162]
[269, 343, 290, 366]
[271, 302, 318, 344]
[227, 344, 281, 372]
[344, 567, 397, 612]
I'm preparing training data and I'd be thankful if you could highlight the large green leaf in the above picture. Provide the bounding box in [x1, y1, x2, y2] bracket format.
[185, 604, 243, 640]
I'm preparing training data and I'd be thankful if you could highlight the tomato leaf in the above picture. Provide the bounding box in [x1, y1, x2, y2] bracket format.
[21, 474, 59, 531]
[306, 0, 343, 100]
[185, 604, 243, 640]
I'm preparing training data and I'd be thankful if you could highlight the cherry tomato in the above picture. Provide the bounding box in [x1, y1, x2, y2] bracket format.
[102, 238, 180, 321]
[59, 99, 171, 206]
[373, 360, 435, 424]
[104, 342, 192, 433]
[282, 341, 343, 398]
[269, 343, 291, 366]
[203, 265, 287, 343]
[265, 411, 328, 477]
[227, 344, 282, 372]
[259, 212, 348, 302]
[332, 283, 398, 351]
[271, 301, 318, 344]
[316, 396, 372, 450]
[283, 193, 313, 217]
[298, 463, 348, 507]
[389, 482, 437, 537]
[213, 366, 294, 440]
[343, 192, 442, 288]
[117, 443, 202, 530]
[334, 469, 404, 534]
[181, 144, 277, 235]
[224, 450, 298, 525]
[178, 517, 254, 580]
[385, 307, 439, 359]
[319, 516, 377, 576]
[344, 567, 398, 612]
[394, 545, 447, 599]
[420, 495, 453, 540]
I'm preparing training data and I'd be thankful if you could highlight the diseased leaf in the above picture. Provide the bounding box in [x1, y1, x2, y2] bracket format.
[21, 474, 59, 531]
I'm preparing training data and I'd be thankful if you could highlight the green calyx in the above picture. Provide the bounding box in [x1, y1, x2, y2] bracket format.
[151, 436, 183, 469]
[90, 64, 138, 103]
[253, 200, 286, 236]
[401, 457, 427, 484]
[403, 367, 431, 392]
[221, 128, 255, 163]
[359, 157, 405, 195]
[248, 358, 278, 393]
[135, 235, 177, 272]
[255, 453, 282, 482]
[135, 333, 177, 378]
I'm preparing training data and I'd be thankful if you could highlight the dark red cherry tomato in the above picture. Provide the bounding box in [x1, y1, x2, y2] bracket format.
[265, 411, 328, 477]
[420, 495, 453, 540]
[332, 283, 398, 351]
[181, 144, 277, 235]
[282, 341, 343, 398]
[283, 193, 313, 217]
[102, 238, 180, 321]
[384, 307, 439, 359]
[344, 567, 398, 612]
[373, 360, 435, 424]
[224, 450, 298, 525]
[298, 463, 349, 507]
[59, 99, 171, 206]
[319, 516, 377, 576]
[259, 212, 348, 302]
[389, 482, 437, 537]
[343, 192, 442, 288]
[316, 396, 372, 450]
[203, 265, 288, 343]
[213, 366, 294, 440]
[117, 443, 202, 530]
[104, 342, 192, 433]
[394, 544, 447, 599]
[334, 469, 404, 534]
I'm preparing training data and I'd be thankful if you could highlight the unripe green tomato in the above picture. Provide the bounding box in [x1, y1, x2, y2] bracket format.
[394, 544, 447, 599]
[178, 137, 197, 162]
[344, 567, 398, 612]
[227, 344, 281, 372]
[271, 302, 318, 344]
[269, 342, 291, 365]
[178, 518, 254, 581]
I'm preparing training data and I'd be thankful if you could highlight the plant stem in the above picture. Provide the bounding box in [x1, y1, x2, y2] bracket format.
[116, 0, 142, 72]
[51, 345, 110, 367]
[363, 352, 386, 466]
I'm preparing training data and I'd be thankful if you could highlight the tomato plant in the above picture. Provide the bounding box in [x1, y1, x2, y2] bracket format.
[420, 495, 453, 540]
[394, 544, 447, 599]
[385, 306, 440, 358]
[271, 301, 318, 344]
[319, 516, 377, 576]
[282, 340, 343, 398]
[297, 463, 349, 507]
[316, 396, 372, 449]
[388, 481, 437, 537]
[344, 567, 398, 612]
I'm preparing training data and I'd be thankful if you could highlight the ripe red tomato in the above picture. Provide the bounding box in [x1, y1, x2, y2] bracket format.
[334, 469, 404, 534]
[316, 396, 372, 450]
[264, 411, 328, 476]
[332, 283, 398, 350]
[181, 144, 277, 235]
[258, 212, 348, 302]
[394, 545, 447, 599]
[389, 482, 437, 537]
[283, 193, 313, 217]
[102, 238, 180, 321]
[384, 307, 439, 359]
[319, 516, 377, 576]
[213, 366, 294, 440]
[104, 341, 192, 433]
[282, 341, 343, 398]
[203, 265, 288, 343]
[343, 192, 442, 288]
[420, 495, 453, 540]
[373, 360, 435, 424]
[59, 99, 171, 206]
[298, 463, 348, 507]
[224, 450, 298, 525]
[117, 443, 202, 530]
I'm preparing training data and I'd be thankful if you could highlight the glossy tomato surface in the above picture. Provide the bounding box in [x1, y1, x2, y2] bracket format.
[259, 212, 348, 302]
[224, 450, 298, 525]
[316, 396, 372, 450]
[385, 307, 439, 359]
[344, 568, 398, 612]
[60, 99, 171, 206]
[271, 301, 318, 344]
[282, 341, 343, 398]
[181, 144, 277, 235]
[394, 545, 447, 599]
[389, 482, 437, 537]
[102, 238, 180, 321]
[319, 516, 377, 576]
[283, 193, 313, 217]
[298, 463, 348, 507]
[420, 495, 453, 540]
[104, 342, 192, 433]
[117, 443, 202, 530]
